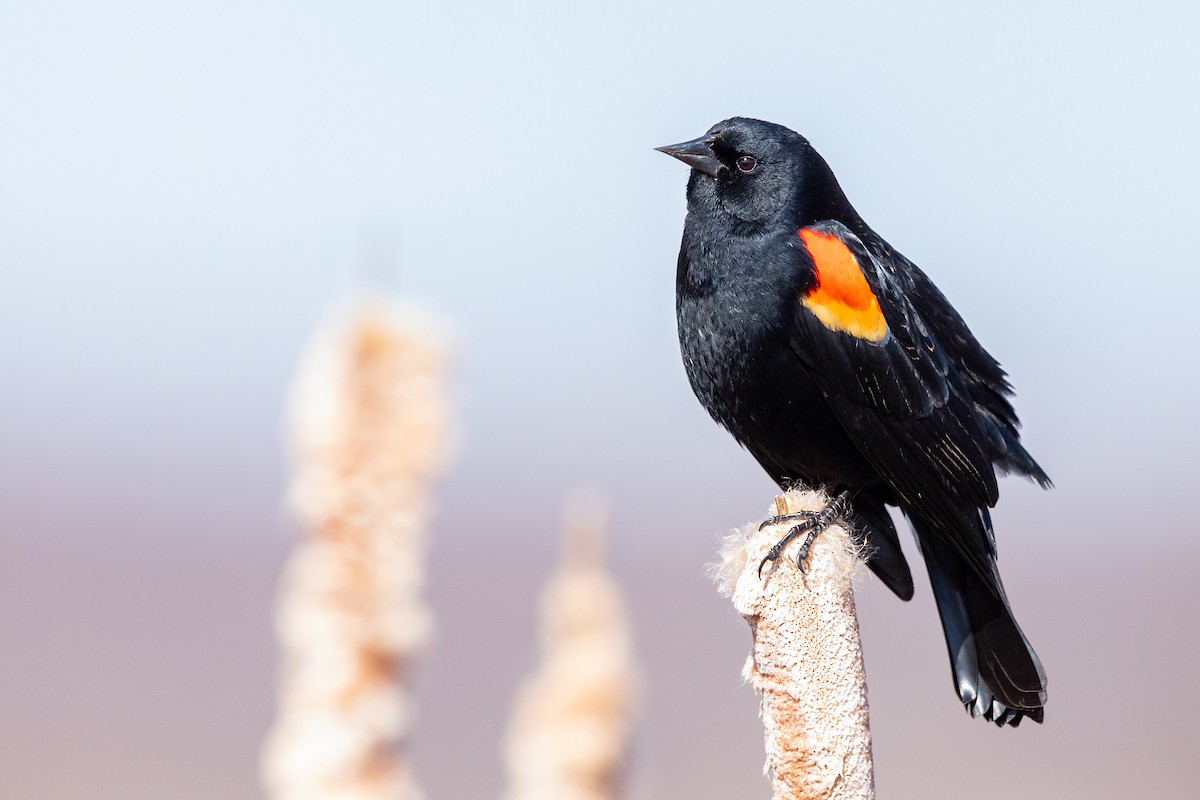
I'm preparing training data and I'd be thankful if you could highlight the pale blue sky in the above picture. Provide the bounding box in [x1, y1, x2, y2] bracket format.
[4, 1, 1198, 544]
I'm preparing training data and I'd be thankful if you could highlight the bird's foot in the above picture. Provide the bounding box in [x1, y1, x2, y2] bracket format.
[757, 510, 818, 531]
[757, 491, 851, 579]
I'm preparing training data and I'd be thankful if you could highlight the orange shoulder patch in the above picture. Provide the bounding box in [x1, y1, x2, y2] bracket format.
[798, 228, 889, 342]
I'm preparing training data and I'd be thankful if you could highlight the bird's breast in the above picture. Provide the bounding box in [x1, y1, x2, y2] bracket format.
[675, 232, 800, 436]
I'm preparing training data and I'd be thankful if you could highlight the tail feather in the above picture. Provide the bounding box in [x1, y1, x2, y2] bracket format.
[852, 502, 913, 601]
[913, 514, 1047, 727]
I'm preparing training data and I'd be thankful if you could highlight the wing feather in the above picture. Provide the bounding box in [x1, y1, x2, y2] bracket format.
[790, 221, 1002, 575]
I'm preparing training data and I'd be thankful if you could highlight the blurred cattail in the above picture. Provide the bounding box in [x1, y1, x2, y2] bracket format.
[502, 490, 638, 800]
[716, 489, 874, 800]
[263, 302, 454, 800]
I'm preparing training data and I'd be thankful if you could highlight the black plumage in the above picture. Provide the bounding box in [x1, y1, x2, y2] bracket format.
[659, 117, 1050, 726]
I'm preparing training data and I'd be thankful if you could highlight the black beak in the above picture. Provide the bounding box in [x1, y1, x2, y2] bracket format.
[656, 135, 723, 178]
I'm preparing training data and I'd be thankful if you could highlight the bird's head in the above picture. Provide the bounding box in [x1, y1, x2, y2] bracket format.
[657, 117, 855, 229]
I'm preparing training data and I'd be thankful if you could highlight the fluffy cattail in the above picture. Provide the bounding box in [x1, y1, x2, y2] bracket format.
[263, 302, 453, 800]
[716, 489, 874, 800]
[502, 492, 638, 800]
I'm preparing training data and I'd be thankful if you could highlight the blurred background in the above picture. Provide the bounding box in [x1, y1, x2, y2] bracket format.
[3, 0, 1198, 797]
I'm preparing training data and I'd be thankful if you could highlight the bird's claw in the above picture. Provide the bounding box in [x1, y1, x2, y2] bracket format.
[758, 540, 786, 578]
[757, 520, 810, 578]
[757, 510, 818, 531]
[796, 542, 812, 572]
[756, 491, 851, 581]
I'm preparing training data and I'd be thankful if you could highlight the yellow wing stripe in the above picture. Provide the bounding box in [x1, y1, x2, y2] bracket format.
[798, 228, 889, 342]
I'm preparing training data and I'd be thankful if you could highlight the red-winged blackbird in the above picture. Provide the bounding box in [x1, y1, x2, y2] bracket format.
[658, 117, 1050, 726]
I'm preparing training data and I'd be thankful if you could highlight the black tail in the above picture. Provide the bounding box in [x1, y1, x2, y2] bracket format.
[911, 513, 1047, 727]
[852, 500, 914, 601]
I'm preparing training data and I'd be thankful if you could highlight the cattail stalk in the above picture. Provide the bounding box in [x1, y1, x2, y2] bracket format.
[716, 488, 874, 800]
[502, 492, 638, 800]
[263, 303, 453, 800]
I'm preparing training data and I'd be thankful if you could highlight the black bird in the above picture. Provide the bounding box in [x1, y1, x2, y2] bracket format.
[658, 117, 1050, 726]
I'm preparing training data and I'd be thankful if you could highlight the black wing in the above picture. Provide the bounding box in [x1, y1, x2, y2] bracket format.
[788, 220, 1009, 580]
[860, 230, 1051, 487]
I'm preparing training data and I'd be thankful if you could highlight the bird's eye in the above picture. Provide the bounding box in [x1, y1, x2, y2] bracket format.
[736, 155, 757, 173]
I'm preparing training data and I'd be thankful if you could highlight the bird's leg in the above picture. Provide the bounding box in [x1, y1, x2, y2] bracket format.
[757, 491, 852, 578]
